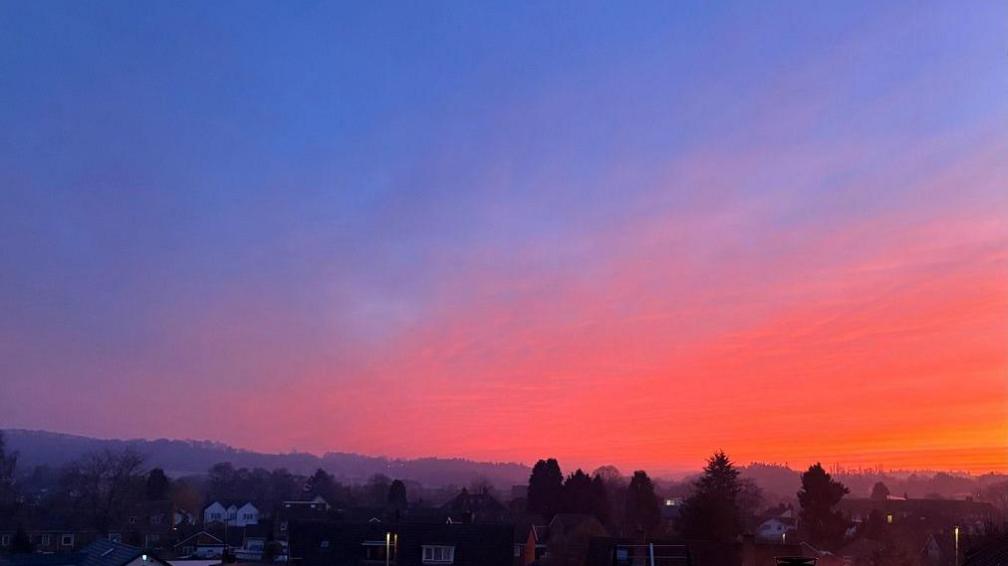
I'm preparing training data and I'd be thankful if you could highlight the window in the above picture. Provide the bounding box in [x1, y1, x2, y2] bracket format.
[319, 540, 329, 549]
[280, 521, 288, 532]
[41, 535, 51, 546]
[422, 545, 454, 564]
[1, 535, 11, 546]
[129, 516, 137, 525]
[61, 534, 74, 546]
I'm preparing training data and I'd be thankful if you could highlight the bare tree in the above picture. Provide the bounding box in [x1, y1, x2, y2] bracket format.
[63, 448, 146, 532]
[0, 431, 18, 507]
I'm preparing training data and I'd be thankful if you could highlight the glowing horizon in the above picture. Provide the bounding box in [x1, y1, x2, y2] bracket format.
[1, 2, 1006, 475]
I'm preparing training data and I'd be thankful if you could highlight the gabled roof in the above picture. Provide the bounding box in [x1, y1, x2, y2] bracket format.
[173, 531, 224, 548]
[0, 541, 152, 566]
[203, 501, 256, 512]
[79, 540, 169, 566]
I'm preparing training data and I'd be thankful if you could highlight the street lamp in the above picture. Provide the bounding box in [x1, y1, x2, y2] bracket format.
[954, 525, 960, 566]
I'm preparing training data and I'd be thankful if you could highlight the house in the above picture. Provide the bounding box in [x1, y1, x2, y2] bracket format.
[202, 503, 227, 526]
[543, 514, 608, 566]
[202, 502, 259, 528]
[840, 498, 997, 535]
[0, 518, 98, 555]
[111, 500, 180, 550]
[291, 520, 514, 566]
[0, 540, 171, 566]
[274, 497, 332, 541]
[172, 532, 224, 559]
[441, 489, 510, 524]
[513, 523, 548, 566]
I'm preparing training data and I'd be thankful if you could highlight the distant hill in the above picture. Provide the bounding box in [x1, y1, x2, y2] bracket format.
[2, 429, 530, 488]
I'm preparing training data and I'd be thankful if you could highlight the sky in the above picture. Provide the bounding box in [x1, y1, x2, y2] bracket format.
[1, 2, 1006, 475]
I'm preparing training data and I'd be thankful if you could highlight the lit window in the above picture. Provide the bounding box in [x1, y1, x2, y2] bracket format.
[886, 514, 894, 524]
[422, 545, 455, 564]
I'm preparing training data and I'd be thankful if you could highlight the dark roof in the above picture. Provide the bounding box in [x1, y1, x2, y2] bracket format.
[0, 540, 170, 566]
[292, 520, 514, 566]
[549, 513, 604, 535]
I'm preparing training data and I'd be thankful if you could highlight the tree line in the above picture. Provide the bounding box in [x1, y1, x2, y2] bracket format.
[525, 450, 851, 549]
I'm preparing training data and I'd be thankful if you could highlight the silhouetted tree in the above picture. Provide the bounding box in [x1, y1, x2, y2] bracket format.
[367, 474, 391, 506]
[737, 478, 764, 530]
[562, 469, 595, 515]
[590, 474, 611, 525]
[863, 508, 885, 540]
[11, 525, 32, 553]
[593, 465, 625, 529]
[798, 463, 849, 549]
[307, 468, 341, 504]
[678, 451, 743, 543]
[269, 468, 300, 504]
[0, 432, 18, 507]
[984, 480, 1008, 515]
[528, 458, 564, 519]
[62, 448, 146, 532]
[146, 468, 170, 500]
[388, 479, 407, 509]
[208, 462, 237, 502]
[870, 481, 890, 501]
[171, 479, 203, 521]
[625, 471, 661, 535]
[593, 465, 623, 485]
[559, 469, 611, 524]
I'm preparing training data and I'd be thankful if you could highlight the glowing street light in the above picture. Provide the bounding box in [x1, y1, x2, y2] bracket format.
[954, 525, 960, 566]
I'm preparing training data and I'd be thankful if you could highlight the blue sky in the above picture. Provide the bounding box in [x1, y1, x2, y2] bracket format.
[1, 2, 1006, 471]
